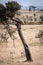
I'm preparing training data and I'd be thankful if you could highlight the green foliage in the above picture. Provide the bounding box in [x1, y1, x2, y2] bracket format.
[0, 4, 6, 21]
[40, 15, 43, 21]
[0, 1, 21, 43]
[6, 1, 21, 17]
[35, 30, 43, 43]
[0, 1, 21, 21]
[40, 15, 43, 23]
[6, 1, 21, 11]
[29, 5, 36, 11]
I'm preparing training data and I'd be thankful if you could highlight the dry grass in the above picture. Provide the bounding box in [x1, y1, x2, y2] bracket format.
[29, 43, 43, 46]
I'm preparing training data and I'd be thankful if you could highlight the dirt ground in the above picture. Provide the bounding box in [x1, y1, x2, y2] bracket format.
[0, 25, 43, 65]
[0, 46, 43, 65]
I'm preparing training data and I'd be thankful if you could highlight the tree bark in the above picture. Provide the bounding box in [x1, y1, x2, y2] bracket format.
[1, 18, 32, 61]
[17, 24, 32, 61]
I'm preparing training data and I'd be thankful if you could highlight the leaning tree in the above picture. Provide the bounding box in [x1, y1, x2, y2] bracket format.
[0, 1, 32, 61]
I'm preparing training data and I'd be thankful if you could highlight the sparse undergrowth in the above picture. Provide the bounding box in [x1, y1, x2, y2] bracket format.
[29, 43, 43, 46]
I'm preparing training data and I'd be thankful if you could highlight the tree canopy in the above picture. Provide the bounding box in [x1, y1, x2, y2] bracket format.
[0, 1, 21, 21]
[6, 1, 21, 17]
[0, 4, 6, 21]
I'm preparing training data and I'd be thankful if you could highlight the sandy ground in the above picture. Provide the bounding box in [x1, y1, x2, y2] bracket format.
[0, 46, 43, 65]
[0, 25, 43, 65]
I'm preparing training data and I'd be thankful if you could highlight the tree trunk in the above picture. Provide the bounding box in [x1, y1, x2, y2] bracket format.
[1, 18, 32, 61]
[17, 24, 32, 61]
